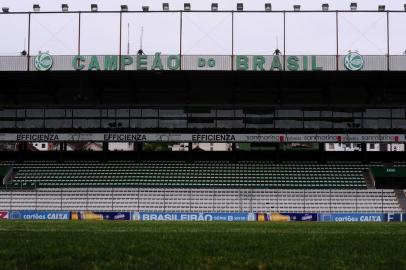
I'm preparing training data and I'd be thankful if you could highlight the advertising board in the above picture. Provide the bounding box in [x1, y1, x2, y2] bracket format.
[9, 211, 70, 220]
[0, 211, 8, 219]
[256, 213, 318, 222]
[384, 213, 403, 222]
[132, 212, 255, 221]
[319, 213, 384, 222]
[71, 211, 131, 220]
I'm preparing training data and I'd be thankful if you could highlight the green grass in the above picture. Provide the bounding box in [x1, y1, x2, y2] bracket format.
[0, 221, 406, 270]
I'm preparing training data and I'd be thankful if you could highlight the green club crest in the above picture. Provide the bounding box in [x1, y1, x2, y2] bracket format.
[344, 52, 364, 71]
[34, 53, 53, 71]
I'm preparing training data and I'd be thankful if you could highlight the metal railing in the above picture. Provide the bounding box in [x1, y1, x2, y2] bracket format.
[0, 188, 399, 213]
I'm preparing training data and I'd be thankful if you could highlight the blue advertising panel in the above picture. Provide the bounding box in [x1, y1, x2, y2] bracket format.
[403, 213, 406, 222]
[280, 213, 318, 222]
[319, 213, 384, 222]
[10, 211, 70, 220]
[384, 213, 403, 222]
[132, 212, 255, 221]
[71, 211, 130, 220]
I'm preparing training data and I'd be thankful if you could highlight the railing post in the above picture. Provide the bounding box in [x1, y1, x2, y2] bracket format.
[329, 189, 332, 213]
[189, 189, 192, 212]
[179, 11, 183, 71]
[137, 188, 140, 213]
[231, 11, 234, 71]
[111, 187, 114, 211]
[386, 11, 390, 71]
[276, 190, 279, 212]
[283, 11, 286, 71]
[86, 187, 89, 211]
[250, 189, 253, 213]
[336, 11, 339, 71]
[212, 189, 215, 212]
[119, 11, 123, 70]
[163, 188, 166, 213]
[382, 189, 384, 213]
[78, 11, 81, 56]
[27, 12, 31, 71]
[303, 189, 306, 213]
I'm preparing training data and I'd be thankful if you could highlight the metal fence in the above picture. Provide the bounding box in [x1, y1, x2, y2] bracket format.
[0, 188, 400, 213]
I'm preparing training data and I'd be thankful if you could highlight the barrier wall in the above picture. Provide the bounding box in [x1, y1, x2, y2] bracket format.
[1, 210, 406, 222]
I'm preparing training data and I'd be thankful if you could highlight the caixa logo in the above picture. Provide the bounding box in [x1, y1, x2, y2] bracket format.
[344, 52, 364, 71]
[34, 52, 53, 71]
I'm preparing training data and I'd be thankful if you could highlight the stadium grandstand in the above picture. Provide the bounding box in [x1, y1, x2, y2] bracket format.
[1, 1, 406, 215]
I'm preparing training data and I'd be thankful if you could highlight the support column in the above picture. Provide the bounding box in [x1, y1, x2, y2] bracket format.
[319, 143, 325, 163]
[136, 142, 143, 161]
[361, 142, 367, 162]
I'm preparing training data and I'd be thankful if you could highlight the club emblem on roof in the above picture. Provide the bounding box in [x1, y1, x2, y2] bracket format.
[344, 52, 364, 71]
[34, 52, 53, 71]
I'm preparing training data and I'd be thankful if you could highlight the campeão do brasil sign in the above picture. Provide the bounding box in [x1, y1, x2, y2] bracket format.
[17, 52, 382, 72]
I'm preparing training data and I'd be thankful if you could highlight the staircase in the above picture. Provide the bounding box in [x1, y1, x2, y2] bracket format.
[394, 190, 406, 212]
[364, 171, 376, 189]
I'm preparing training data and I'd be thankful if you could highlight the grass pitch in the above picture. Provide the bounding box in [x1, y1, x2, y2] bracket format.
[0, 221, 405, 270]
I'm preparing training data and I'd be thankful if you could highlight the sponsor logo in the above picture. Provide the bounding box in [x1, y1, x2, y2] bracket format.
[16, 134, 59, 141]
[34, 53, 53, 71]
[192, 134, 236, 142]
[10, 211, 70, 220]
[103, 134, 147, 142]
[320, 213, 383, 222]
[344, 52, 364, 71]
[138, 212, 250, 221]
[0, 211, 8, 219]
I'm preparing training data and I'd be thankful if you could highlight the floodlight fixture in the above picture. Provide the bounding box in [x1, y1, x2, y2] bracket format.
[163, 3, 169, 11]
[62, 4, 69, 12]
[121, 5, 128, 12]
[91, 4, 98, 12]
[142, 6, 149, 12]
[2, 7, 9, 13]
[237, 3, 243, 11]
[33, 4, 40, 12]
[184, 3, 191, 11]
[322, 4, 329, 11]
[265, 3, 272, 11]
[378, 5, 385, 11]
[293, 5, 301, 11]
[211, 3, 218, 11]
[350, 2, 357, 11]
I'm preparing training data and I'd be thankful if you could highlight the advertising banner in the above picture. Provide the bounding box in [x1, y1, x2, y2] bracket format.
[9, 211, 70, 220]
[280, 213, 318, 222]
[71, 211, 131, 221]
[319, 213, 384, 222]
[384, 213, 403, 222]
[0, 133, 404, 143]
[132, 212, 255, 221]
[256, 213, 317, 222]
[0, 211, 8, 219]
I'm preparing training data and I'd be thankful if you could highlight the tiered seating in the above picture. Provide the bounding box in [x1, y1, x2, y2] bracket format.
[0, 188, 400, 213]
[4, 161, 368, 189]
